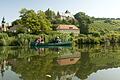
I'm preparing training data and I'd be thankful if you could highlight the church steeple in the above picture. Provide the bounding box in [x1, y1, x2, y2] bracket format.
[2, 17, 5, 24]
[1, 17, 7, 31]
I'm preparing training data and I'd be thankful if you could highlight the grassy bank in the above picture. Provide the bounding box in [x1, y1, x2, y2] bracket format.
[75, 33, 120, 44]
[0, 32, 72, 46]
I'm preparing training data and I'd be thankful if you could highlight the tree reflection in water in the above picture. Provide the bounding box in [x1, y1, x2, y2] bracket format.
[0, 44, 120, 80]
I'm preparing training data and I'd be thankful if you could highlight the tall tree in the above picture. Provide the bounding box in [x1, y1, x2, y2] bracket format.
[19, 8, 51, 34]
[37, 10, 52, 31]
[74, 12, 93, 34]
[45, 8, 56, 21]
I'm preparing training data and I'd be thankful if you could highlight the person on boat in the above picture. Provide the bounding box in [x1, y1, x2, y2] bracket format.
[35, 36, 44, 45]
[55, 37, 61, 43]
[35, 37, 41, 43]
[40, 36, 44, 43]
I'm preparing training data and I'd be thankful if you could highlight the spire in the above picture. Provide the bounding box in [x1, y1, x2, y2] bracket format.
[2, 17, 5, 24]
[57, 11, 60, 16]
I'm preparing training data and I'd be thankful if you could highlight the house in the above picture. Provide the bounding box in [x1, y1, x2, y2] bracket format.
[9, 25, 21, 33]
[56, 24, 80, 35]
[8, 25, 27, 33]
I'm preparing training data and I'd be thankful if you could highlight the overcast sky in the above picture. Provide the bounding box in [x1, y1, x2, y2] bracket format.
[0, 0, 120, 23]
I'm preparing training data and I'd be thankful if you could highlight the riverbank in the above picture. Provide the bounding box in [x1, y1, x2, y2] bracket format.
[1, 31, 120, 46]
[74, 33, 120, 44]
[0, 32, 72, 46]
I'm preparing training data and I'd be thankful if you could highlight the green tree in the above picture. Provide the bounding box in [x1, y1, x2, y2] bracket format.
[19, 8, 51, 34]
[16, 27, 26, 33]
[104, 19, 112, 23]
[74, 12, 93, 34]
[37, 10, 52, 31]
[45, 8, 56, 21]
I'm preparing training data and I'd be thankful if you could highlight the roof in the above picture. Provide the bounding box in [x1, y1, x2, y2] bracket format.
[9, 25, 22, 31]
[9, 25, 27, 32]
[57, 25, 79, 30]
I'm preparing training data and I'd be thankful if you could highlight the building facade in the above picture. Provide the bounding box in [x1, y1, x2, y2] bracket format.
[57, 24, 80, 35]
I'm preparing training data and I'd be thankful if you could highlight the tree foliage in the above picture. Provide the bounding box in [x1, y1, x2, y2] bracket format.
[104, 19, 112, 23]
[18, 8, 52, 34]
[45, 8, 56, 21]
[74, 12, 93, 34]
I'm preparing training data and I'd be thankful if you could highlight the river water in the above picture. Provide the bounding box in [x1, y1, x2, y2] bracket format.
[0, 44, 120, 80]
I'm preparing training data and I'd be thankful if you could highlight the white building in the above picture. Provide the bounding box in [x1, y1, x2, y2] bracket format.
[57, 10, 74, 20]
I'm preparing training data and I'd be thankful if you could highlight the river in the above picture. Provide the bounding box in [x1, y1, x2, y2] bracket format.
[0, 44, 120, 80]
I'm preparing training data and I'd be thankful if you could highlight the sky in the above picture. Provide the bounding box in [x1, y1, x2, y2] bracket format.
[0, 0, 120, 24]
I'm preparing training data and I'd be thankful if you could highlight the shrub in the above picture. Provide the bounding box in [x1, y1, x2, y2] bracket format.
[0, 39, 7, 46]
[0, 33, 8, 39]
[8, 37, 20, 46]
[17, 34, 37, 46]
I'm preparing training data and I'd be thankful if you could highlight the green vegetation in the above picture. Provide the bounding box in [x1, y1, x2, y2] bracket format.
[74, 12, 93, 34]
[75, 33, 120, 44]
[6, 8, 120, 45]
[89, 20, 120, 34]
[0, 32, 72, 46]
[73, 20, 120, 44]
[19, 8, 52, 34]
[0, 44, 120, 80]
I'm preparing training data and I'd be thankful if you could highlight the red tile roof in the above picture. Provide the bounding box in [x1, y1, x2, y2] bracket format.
[57, 25, 79, 30]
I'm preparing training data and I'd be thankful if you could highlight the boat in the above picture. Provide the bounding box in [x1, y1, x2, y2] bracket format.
[30, 41, 72, 47]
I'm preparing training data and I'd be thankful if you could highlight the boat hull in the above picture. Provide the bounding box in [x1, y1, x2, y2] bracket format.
[30, 42, 72, 47]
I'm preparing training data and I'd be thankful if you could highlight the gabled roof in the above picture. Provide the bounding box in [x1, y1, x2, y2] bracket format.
[57, 25, 79, 30]
[9, 25, 27, 32]
[9, 25, 22, 31]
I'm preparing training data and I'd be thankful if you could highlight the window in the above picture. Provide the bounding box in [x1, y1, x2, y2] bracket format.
[70, 58, 74, 61]
[69, 27, 73, 29]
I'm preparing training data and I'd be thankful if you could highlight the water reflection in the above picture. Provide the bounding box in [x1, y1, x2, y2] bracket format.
[0, 44, 120, 80]
[57, 54, 80, 66]
[0, 59, 21, 80]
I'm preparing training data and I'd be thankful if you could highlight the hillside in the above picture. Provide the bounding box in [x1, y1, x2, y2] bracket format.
[89, 20, 120, 34]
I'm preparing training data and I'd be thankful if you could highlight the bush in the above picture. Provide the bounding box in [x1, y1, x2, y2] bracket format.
[0, 33, 8, 39]
[17, 34, 37, 46]
[79, 34, 86, 37]
[0, 39, 7, 46]
[90, 32, 100, 37]
[8, 37, 20, 46]
[0, 32, 73, 46]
